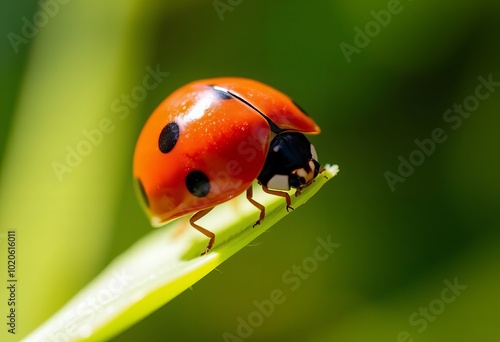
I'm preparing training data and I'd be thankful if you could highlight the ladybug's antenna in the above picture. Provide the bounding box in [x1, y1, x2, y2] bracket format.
[209, 85, 284, 134]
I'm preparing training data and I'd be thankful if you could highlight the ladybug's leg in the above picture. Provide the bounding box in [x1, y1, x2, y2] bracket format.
[246, 186, 265, 227]
[189, 207, 215, 255]
[262, 186, 294, 212]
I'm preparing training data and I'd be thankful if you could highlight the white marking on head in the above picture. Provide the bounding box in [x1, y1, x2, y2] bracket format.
[267, 174, 290, 190]
[310, 144, 318, 161]
[291, 160, 317, 188]
[296, 168, 308, 178]
[310, 160, 316, 170]
[273, 145, 280, 153]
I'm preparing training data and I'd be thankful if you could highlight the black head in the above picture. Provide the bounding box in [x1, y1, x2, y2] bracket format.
[257, 132, 320, 191]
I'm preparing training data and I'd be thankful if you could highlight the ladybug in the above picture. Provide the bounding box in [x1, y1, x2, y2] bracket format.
[133, 77, 321, 254]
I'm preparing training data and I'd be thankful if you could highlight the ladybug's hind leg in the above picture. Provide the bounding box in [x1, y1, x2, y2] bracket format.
[189, 207, 215, 255]
[246, 186, 266, 227]
[262, 186, 294, 212]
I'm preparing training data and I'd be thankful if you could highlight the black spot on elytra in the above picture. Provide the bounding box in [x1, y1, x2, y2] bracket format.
[136, 178, 150, 208]
[158, 122, 179, 153]
[208, 85, 233, 100]
[186, 170, 210, 197]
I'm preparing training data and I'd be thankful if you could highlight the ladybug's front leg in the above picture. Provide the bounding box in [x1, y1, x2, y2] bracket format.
[189, 207, 215, 255]
[262, 186, 294, 212]
[246, 185, 265, 227]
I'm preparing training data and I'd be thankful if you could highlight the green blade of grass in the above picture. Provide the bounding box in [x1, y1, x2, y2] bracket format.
[24, 164, 339, 342]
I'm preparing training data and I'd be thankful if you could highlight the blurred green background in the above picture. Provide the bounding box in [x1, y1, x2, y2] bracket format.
[1, 0, 499, 341]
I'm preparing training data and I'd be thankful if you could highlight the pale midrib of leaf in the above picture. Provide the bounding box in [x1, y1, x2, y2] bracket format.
[24, 164, 339, 342]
